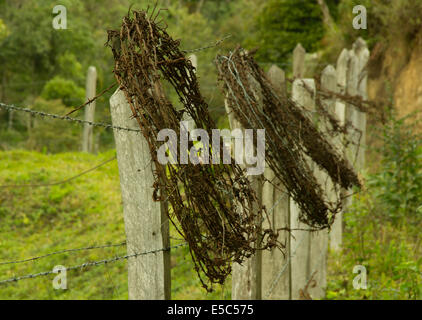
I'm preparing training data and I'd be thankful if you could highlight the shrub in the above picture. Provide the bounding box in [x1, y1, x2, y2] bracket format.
[41, 76, 85, 107]
[327, 110, 422, 300]
[26, 97, 81, 153]
[369, 111, 422, 223]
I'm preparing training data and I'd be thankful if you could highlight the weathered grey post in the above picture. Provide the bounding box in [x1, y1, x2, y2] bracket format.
[330, 41, 368, 251]
[82, 66, 97, 153]
[110, 90, 169, 300]
[308, 65, 337, 299]
[339, 51, 359, 225]
[293, 44, 306, 78]
[229, 71, 263, 300]
[353, 38, 369, 170]
[262, 65, 291, 300]
[189, 54, 198, 70]
[346, 50, 359, 165]
[290, 79, 315, 300]
[330, 49, 350, 251]
[229, 116, 262, 299]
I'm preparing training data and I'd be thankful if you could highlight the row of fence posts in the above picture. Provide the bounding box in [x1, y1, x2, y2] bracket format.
[107, 39, 369, 299]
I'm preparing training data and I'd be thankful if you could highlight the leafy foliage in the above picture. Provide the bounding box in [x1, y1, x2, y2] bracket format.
[327, 193, 421, 300]
[41, 77, 85, 107]
[249, 0, 325, 63]
[369, 112, 422, 222]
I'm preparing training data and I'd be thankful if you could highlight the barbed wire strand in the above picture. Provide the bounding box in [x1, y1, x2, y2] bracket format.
[0, 156, 116, 189]
[0, 243, 187, 285]
[0, 103, 142, 133]
[65, 82, 118, 116]
[265, 232, 307, 298]
[0, 241, 126, 266]
[182, 34, 232, 54]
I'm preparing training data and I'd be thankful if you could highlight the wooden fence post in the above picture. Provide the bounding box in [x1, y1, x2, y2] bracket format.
[293, 44, 306, 78]
[183, 54, 197, 132]
[308, 65, 337, 299]
[229, 73, 262, 300]
[353, 38, 369, 171]
[82, 66, 97, 153]
[346, 50, 359, 165]
[290, 78, 315, 300]
[330, 49, 350, 251]
[262, 65, 291, 300]
[110, 89, 169, 300]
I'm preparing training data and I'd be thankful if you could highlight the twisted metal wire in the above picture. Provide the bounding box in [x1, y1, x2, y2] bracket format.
[0, 103, 142, 133]
[0, 243, 187, 285]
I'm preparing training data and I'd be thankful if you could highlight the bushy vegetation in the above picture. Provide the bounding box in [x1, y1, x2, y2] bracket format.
[0, 0, 421, 300]
[327, 113, 422, 300]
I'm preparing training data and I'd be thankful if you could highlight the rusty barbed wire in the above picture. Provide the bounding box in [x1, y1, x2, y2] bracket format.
[0, 103, 142, 133]
[0, 241, 126, 266]
[0, 243, 187, 286]
[106, 9, 282, 291]
[216, 48, 361, 229]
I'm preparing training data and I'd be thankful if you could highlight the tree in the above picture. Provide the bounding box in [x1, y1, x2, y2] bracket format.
[247, 0, 325, 63]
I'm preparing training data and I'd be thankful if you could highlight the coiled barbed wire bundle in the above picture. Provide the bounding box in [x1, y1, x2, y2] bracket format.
[216, 48, 362, 229]
[106, 9, 281, 291]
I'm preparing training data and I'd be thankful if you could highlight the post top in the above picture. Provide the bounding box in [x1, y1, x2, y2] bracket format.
[322, 64, 336, 76]
[294, 43, 306, 54]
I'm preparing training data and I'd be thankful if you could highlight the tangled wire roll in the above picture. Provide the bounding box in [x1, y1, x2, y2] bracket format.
[106, 10, 280, 291]
[216, 48, 362, 229]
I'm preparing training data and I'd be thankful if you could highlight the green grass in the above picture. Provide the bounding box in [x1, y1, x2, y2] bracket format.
[326, 192, 422, 300]
[1, 150, 420, 300]
[0, 150, 227, 299]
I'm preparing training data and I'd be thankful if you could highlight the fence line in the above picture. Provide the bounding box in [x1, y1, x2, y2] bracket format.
[0, 243, 187, 285]
[0, 37, 369, 299]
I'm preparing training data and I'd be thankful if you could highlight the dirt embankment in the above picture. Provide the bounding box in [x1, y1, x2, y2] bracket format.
[368, 31, 422, 123]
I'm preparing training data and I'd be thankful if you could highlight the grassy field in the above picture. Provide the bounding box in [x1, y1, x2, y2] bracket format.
[0, 150, 420, 299]
[0, 150, 227, 299]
